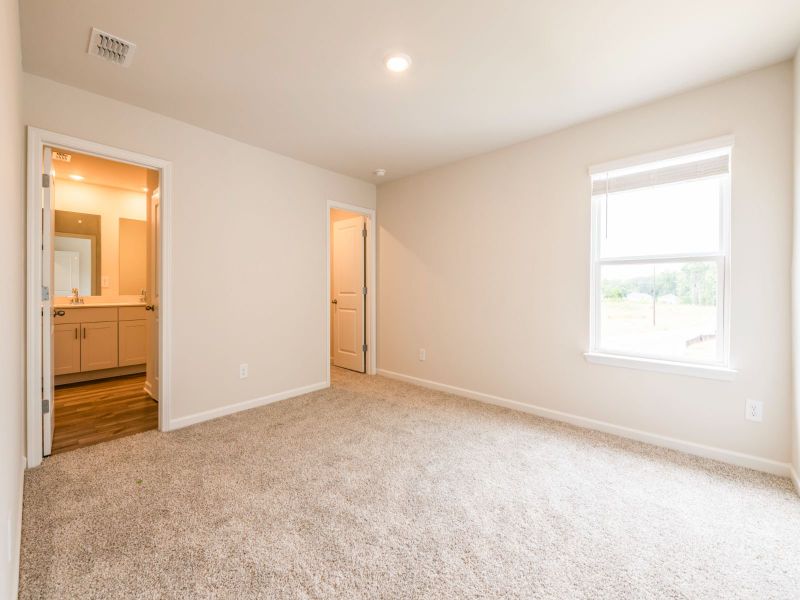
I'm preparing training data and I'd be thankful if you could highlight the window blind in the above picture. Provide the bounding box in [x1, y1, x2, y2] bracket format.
[591, 153, 729, 197]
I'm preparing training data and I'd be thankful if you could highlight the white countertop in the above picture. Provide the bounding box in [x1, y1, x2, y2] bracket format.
[54, 302, 146, 308]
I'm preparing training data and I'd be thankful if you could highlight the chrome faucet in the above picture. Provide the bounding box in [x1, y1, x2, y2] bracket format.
[70, 288, 84, 305]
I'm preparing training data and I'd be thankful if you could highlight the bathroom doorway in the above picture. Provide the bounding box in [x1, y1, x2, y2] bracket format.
[44, 146, 157, 455]
[327, 201, 376, 379]
[27, 129, 173, 467]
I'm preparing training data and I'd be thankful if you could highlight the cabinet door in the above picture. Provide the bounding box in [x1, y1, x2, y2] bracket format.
[118, 319, 147, 366]
[54, 323, 81, 375]
[80, 321, 119, 372]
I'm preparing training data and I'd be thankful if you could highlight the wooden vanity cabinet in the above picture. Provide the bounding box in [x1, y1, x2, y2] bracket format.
[118, 306, 147, 366]
[53, 323, 81, 375]
[53, 305, 147, 380]
[81, 321, 119, 372]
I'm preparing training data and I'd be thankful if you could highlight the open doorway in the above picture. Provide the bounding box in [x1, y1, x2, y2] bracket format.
[43, 147, 159, 455]
[327, 202, 376, 378]
[27, 128, 172, 468]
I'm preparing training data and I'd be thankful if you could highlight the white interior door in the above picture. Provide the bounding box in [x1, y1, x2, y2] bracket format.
[42, 147, 56, 456]
[54, 250, 80, 297]
[145, 188, 160, 400]
[332, 215, 366, 372]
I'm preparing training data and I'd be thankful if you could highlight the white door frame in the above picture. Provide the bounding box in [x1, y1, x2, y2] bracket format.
[326, 200, 377, 382]
[26, 127, 174, 468]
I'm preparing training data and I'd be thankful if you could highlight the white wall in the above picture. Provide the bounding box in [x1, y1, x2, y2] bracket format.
[0, 0, 25, 596]
[24, 74, 375, 424]
[793, 49, 800, 484]
[54, 178, 146, 297]
[378, 62, 793, 468]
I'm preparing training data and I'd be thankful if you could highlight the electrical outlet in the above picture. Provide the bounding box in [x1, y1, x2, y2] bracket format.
[101, 275, 109, 288]
[239, 363, 248, 379]
[745, 398, 763, 422]
[419, 348, 426, 361]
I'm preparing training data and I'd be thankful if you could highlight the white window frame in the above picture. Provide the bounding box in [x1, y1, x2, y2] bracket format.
[585, 136, 736, 380]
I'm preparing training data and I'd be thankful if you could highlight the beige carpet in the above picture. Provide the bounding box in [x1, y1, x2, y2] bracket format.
[20, 368, 800, 599]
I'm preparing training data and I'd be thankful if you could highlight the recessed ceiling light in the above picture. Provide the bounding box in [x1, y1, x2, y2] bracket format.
[69, 174, 84, 181]
[374, 168, 386, 177]
[385, 53, 412, 73]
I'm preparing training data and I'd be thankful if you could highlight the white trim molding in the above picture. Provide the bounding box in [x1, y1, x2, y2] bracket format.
[587, 136, 734, 374]
[26, 127, 174, 468]
[12, 455, 25, 599]
[377, 369, 793, 479]
[791, 466, 800, 496]
[170, 382, 328, 430]
[584, 352, 737, 381]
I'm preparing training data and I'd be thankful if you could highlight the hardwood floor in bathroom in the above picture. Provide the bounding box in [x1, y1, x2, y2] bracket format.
[52, 374, 158, 455]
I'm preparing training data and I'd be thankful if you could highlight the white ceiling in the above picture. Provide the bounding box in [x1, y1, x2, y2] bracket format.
[20, 1, 800, 183]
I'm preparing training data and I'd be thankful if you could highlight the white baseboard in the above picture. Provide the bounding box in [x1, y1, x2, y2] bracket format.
[169, 381, 329, 430]
[377, 369, 794, 479]
[12, 455, 25, 600]
[791, 466, 800, 496]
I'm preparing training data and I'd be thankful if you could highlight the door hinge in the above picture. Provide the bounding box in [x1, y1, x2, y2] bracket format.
[42, 398, 50, 414]
[42, 173, 50, 188]
[42, 285, 50, 301]
[362, 286, 367, 296]
[362, 343, 367, 353]
[362, 226, 367, 238]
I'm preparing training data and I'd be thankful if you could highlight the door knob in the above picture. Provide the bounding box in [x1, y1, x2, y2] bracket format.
[331, 299, 338, 304]
[145, 305, 155, 311]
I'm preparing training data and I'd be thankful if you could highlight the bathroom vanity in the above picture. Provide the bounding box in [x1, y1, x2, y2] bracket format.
[53, 302, 147, 384]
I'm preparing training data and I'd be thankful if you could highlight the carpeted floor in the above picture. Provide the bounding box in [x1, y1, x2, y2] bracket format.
[20, 368, 800, 599]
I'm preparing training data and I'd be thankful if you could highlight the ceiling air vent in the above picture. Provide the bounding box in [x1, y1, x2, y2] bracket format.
[87, 27, 136, 67]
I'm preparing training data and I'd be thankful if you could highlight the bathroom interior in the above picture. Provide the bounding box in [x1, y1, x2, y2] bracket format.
[49, 146, 160, 454]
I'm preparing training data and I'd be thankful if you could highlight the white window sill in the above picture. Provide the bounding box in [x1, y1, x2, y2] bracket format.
[584, 352, 737, 381]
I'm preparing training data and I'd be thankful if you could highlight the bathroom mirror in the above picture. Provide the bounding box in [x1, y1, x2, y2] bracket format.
[54, 211, 101, 296]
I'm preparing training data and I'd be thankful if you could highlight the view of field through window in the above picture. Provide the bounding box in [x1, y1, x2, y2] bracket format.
[600, 261, 718, 361]
[592, 148, 728, 364]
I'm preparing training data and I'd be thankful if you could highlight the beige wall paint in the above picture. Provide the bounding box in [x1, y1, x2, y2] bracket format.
[378, 62, 793, 465]
[54, 178, 146, 297]
[793, 50, 800, 479]
[0, 0, 24, 595]
[119, 218, 147, 295]
[24, 74, 376, 422]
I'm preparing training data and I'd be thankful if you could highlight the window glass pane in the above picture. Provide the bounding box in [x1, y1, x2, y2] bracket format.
[599, 261, 719, 362]
[599, 177, 721, 258]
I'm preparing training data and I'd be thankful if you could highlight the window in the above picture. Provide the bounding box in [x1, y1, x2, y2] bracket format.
[588, 140, 732, 373]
